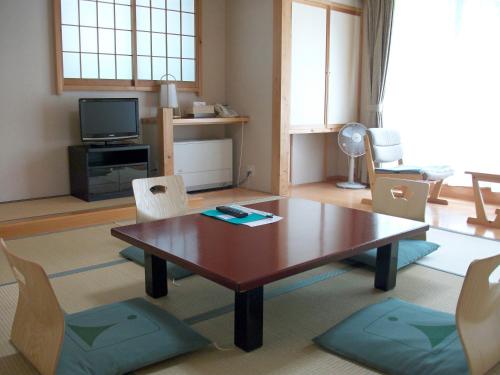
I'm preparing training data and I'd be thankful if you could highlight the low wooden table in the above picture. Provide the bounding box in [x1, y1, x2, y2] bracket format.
[111, 198, 428, 352]
[465, 171, 500, 229]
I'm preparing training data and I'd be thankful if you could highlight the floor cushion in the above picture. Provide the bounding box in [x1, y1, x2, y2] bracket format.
[346, 239, 439, 270]
[314, 298, 469, 375]
[120, 246, 194, 280]
[57, 298, 210, 375]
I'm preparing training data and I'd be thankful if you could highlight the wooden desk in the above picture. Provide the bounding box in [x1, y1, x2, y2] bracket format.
[142, 109, 249, 176]
[111, 198, 428, 352]
[465, 171, 500, 229]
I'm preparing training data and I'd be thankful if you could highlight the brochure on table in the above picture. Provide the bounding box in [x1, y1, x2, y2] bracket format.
[202, 204, 282, 227]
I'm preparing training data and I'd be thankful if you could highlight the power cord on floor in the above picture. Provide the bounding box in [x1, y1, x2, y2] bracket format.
[237, 170, 252, 186]
[212, 342, 234, 352]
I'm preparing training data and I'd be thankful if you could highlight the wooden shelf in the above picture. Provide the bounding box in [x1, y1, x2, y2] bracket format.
[289, 126, 342, 135]
[142, 116, 249, 126]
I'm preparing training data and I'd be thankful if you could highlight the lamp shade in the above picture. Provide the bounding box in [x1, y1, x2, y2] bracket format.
[160, 83, 178, 109]
[159, 74, 179, 109]
[167, 83, 178, 108]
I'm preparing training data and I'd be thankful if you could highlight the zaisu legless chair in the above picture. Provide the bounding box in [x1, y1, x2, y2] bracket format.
[364, 128, 454, 205]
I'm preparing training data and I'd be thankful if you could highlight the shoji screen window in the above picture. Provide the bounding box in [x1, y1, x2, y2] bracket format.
[135, 0, 197, 82]
[55, 0, 200, 92]
[60, 0, 133, 80]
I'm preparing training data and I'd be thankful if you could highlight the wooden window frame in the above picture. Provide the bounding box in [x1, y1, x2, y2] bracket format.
[53, 0, 202, 94]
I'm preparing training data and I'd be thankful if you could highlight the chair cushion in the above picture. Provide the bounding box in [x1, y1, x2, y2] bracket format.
[314, 298, 469, 375]
[421, 166, 454, 181]
[368, 129, 404, 163]
[375, 165, 454, 181]
[120, 246, 194, 280]
[346, 239, 439, 269]
[57, 298, 210, 375]
[375, 165, 423, 174]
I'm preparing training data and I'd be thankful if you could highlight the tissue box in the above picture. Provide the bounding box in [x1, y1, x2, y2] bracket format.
[192, 103, 216, 118]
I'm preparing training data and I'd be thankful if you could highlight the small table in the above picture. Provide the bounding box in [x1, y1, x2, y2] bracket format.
[465, 171, 500, 229]
[111, 198, 428, 352]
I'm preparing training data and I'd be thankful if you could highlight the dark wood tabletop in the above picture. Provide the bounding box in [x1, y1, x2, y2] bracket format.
[111, 198, 428, 292]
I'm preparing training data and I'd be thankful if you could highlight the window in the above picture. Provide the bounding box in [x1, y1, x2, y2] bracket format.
[55, 0, 200, 92]
[384, 0, 500, 189]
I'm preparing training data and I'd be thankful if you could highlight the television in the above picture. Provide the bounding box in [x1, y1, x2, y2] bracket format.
[79, 98, 139, 142]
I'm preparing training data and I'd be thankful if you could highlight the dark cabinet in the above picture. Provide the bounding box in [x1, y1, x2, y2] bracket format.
[69, 144, 150, 201]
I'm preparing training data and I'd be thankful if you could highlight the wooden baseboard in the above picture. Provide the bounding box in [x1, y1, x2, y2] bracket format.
[0, 196, 209, 240]
[0, 205, 136, 240]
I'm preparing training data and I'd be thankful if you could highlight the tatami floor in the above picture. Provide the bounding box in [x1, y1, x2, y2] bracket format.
[0, 185, 499, 375]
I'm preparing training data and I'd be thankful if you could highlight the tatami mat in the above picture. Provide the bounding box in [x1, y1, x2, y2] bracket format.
[0, 223, 129, 285]
[1, 198, 500, 374]
[4, 260, 498, 375]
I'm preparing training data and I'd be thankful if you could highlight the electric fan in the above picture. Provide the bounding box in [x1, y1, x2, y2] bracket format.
[337, 122, 367, 189]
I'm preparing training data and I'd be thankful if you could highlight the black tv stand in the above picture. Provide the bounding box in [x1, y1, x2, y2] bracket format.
[69, 144, 150, 201]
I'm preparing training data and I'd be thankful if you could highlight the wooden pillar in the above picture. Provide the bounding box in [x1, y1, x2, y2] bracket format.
[271, 0, 292, 196]
[157, 107, 174, 176]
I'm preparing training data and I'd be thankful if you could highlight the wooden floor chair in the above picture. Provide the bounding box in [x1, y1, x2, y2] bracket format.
[1, 239, 65, 375]
[346, 178, 438, 268]
[132, 175, 189, 223]
[363, 128, 454, 206]
[372, 177, 430, 240]
[1, 238, 209, 375]
[456, 253, 500, 375]
[120, 175, 194, 280]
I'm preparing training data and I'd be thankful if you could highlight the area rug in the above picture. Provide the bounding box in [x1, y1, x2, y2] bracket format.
[418, 228, 500, 279]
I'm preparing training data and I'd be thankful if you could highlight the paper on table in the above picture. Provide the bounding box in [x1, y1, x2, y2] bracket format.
[244, 216, 282, 227]
[230, 204, 283, 227]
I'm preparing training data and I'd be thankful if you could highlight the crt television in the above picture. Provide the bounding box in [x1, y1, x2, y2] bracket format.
[79, 98, 139, 142]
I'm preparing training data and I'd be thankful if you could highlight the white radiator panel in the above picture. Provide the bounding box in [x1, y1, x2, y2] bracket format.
[174, 139, 233, 191]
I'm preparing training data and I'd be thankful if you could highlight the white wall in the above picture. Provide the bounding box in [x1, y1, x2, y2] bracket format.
[225, 0, 274, 193]
[0, 0, 227, 202]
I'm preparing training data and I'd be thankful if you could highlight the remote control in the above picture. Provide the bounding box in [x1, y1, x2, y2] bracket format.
[216, 206, 249, 218]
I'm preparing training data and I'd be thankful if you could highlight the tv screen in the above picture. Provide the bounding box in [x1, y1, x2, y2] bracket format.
[79, 98, 139, 141]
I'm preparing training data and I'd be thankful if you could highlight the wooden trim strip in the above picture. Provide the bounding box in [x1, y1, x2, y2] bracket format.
[0, 205, 136, 240]
[290, 126, 342, 134]
[53, 0, 64, 94]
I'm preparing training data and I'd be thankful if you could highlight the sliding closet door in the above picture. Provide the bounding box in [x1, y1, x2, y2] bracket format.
[327, 9, 361, 125]
[290, 2, 327, 129]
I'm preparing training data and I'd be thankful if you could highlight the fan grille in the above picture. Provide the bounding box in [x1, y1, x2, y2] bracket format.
[338, 123, 367, 157]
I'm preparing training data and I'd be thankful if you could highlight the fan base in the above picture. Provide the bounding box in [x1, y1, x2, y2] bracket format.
[336, 181, 367, 190]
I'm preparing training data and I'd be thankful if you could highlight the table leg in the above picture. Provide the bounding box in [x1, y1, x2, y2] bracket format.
[234, 286, 263, 352]
[375, 241, 399, 291]
[145, 253, 168, 298]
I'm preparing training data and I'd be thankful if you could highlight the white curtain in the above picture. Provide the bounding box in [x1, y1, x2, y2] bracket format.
[384, 0, 500, 189]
